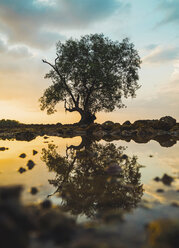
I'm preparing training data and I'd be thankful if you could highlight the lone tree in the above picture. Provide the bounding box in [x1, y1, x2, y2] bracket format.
[40, 34, 141, 124]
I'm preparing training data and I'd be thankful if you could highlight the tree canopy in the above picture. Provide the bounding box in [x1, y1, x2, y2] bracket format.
[40, 33, 141, 124]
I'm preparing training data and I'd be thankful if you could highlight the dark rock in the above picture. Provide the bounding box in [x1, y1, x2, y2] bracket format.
[18, 167, 26, 174]
[137, 127, 155, 138]
[26, 160, 35, 170]
[44, 136, 49, 139]
[155, 135, 177, 147]
[32, 150, 38, 156]
[158, 116, 176, 130]
[154, 177, 160, 182]
[0, 147, 8, 151]
[15, 131, 35, 141]
[101, 121, 114, 131]
[41, 199, 52, 209]
[122, 120, 131, 125]
[171, 202, 179, 208]
[19, 153, 26, 158]
[161, 174, 174, 186]
[30, 187, 38, 195]
[133, 119, 158, 129]
[156, 189, 164, 193]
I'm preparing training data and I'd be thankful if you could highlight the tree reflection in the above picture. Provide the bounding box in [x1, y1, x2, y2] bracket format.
[42, 138, 143, 218]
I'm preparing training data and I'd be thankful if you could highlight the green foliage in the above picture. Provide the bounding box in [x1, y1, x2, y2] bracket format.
[40, 33, 141, 123]
[0, 119, 20, 127]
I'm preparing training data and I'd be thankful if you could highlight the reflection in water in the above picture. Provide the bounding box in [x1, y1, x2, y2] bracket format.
[42, 138, 143, 218]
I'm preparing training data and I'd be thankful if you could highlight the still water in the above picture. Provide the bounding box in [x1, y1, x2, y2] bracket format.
[0, 136, 179, 221]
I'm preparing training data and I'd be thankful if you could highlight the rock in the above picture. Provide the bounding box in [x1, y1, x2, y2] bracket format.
[19, 153, 26, 158]
[155, 135, 177, 147]
[93, 129, 107, 138]
[15, 131, 35, 141]
[41, 199, 52, 209]
[101, 121, 114, 131]
[154, 177, 160, 182]
[137, 127, 155, 138]
[121, 130, 133, 137]
[158, 116, 176, 130]
[122, 120, 131, 125]
[0, 147, 8, 151]
[171, 202, 179, 208]
[26, 160, 35, 170]
[30, 187, 38, 195]
[44, 136, 49, 139]
[32, 150, 38, 156]
[161, 173, 174, 186]
[132, 119, 158, 129]
[18, 167, 26, 174]
[156, 189, 164, 193]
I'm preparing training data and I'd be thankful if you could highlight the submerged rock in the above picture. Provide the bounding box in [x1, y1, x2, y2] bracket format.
[0, 147, 8, 151]
[19, 153, 26, 158]
[18, 167, 26, 174]
[30, 187, 38, 195]
[26, 160, 35, 170]
[32, 150, 38, 156]
[156, 189, 164, 193]
[161, 174, 174, 186]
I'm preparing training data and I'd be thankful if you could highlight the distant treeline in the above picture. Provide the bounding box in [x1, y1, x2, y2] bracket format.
[0, 119, 21, 127]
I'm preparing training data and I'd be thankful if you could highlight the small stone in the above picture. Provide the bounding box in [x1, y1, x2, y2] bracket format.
[0, 147, 8, 151]
[44, 136, 49, 139]
[41, 199, 52, 209]
[18, 167, 26, 174]
[19, 153, 26, 158]
[171, 202, 179, 207]
[161, 173, 174, 186]
[27, 160, 35, 170]
[30, 187, 38, 195]
[156, 189, 164, 193]
[149, 154, 153, 158]
[32, 150, 38, 156]
[154, 177, 160, 182]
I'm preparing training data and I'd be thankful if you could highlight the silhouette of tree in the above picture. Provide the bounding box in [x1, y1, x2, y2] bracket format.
[42, 139, 143, 218]
[40, 34, 141, 124]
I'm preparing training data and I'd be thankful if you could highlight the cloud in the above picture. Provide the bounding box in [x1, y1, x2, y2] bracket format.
[158, 0, 179, 25]
[0, 38, 7, 52]
[143, 45, 179, 64]
[7, 45, 33, 58]
[0, 36, 33, 58]
[0, 0, 128, 49]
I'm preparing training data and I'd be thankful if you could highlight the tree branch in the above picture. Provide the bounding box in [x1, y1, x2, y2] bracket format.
[42, 58, 77, 106]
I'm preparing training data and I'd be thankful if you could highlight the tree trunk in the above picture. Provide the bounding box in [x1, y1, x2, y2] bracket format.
[79, 111, 96, 125]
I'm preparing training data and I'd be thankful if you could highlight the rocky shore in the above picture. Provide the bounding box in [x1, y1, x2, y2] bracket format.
[0, 116, 178, 147]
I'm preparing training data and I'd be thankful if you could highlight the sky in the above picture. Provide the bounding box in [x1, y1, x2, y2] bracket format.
[0, 0, 178, 124]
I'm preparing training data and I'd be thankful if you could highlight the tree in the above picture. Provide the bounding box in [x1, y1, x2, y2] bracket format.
[40, 34, 141, 124]
[42, 140, 143, 218]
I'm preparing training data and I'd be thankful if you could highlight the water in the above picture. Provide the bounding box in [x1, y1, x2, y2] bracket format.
[0, 136, 179, 220]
